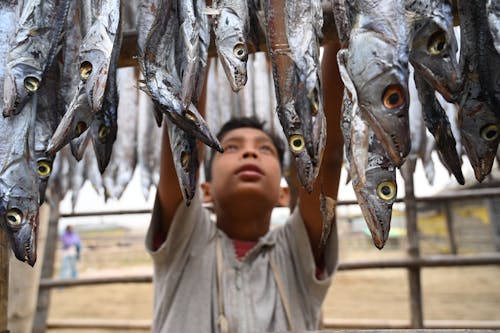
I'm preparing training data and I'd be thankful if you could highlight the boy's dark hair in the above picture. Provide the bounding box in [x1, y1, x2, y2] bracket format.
[205, 117, 285, 182]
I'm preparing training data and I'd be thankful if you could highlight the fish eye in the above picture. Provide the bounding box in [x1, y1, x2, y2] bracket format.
[233, 43, 248, 60]
[75, 121, 88, 136]
[289, 134, 305, 152]
[427, 30, 447, 55]
[5, 208, 22, 226]
[24, 76, 40, 92]
[185, 111, 196, 122]
[382, 85, 405, 109]
[37, 160, 52, 178]
[180, 151, 190, 169]
[98, 125, 110, 141]
[481, 124, 500, 141]
[80, 61, 93, 80]
[377, 181, 397, 201]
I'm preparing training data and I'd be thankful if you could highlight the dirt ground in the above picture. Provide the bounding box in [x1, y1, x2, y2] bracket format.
[47, 243, 500, 333]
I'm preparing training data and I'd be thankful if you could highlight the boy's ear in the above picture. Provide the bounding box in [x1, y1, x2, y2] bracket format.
[201, 182, 213, 203]
[277, 186, 290, 207]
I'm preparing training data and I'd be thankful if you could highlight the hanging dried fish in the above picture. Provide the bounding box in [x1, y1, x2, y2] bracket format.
[264, 0, 325, 193]
[341, 92, 397, 249]
[414, 72, 464, 184]
[78, 0, 121, 114]
[90, 5, 123, 174]
[337, 0, 410, 167]
[210, 0, 250, 92]
[406, 0, 462, 102]
[3, 0, 70, 117]
[139, 0, 222, 152]
[457, 0, 500, 182]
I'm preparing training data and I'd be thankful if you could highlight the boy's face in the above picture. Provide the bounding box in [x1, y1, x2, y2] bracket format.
[207, 127, 282, 207]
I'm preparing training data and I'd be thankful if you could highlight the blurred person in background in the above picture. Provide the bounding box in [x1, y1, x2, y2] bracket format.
[60, 225, 81, 279]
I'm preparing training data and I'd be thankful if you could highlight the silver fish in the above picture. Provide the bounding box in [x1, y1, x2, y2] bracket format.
[136, 0, 164, 126]
[137, 91, 162, 200]
[414, 72, 464, 184]
[140, 0, 222, 152]
[457, 0, 500, 182]
[83, 141, 105, 197]
[102, 67, 138, 200]
[78, 0, 121, 114]
[68, 146, 85, 210]
[337, 0, 410, 166]
[211, 0, 250, 91]
[0, 1, 40, 266]
[90, 6, 122, 174]
[0, 101, 39, 265]
[264, 0, 325, 192]
[406, 0, 462, 102]
[3, 0, 70, 117]
[165, 119, 198, 205]
[341, 92, 397, 249]
[177, 0, 209, 107]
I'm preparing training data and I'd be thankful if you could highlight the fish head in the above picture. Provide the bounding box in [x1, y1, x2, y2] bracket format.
[287, 129, 318, 193]
[46, 86, 93, 155]
[91, 114, 118, 174]
[3, 61, 42, 117]
[347, 31, 410, 166]
[79, 53, 110, 113]
[166, 103, 223, 152]
[215, 8, 248, 92]
[175, 138, 198, 206]
[356, 153, 397, 249]
[459, 99, 500, 182]
[410, 19, 462, 102]
[0, 187, 39, 266]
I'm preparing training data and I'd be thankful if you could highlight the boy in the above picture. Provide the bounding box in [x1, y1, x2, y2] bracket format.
[146, 43, 343, 332]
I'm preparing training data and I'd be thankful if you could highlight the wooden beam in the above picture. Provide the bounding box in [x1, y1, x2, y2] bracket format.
[118, 2, 460, 67]
[38, 253, 500, 289]
[118, 3, 338, 67]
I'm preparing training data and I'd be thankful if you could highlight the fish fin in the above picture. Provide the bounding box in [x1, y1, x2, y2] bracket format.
[337, 49, 358, 106]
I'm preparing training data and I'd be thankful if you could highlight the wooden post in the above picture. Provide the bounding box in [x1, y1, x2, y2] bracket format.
[33, 199, 60, 333]
[488, 197, 500, 252]
[443, 202, 458, 255]
[403, 173, 423, 328]
[0, 228, 9, 333]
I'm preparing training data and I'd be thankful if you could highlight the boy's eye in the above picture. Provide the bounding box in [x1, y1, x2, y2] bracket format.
[224, 144, 238, 151]
[259, 145, 273, 153]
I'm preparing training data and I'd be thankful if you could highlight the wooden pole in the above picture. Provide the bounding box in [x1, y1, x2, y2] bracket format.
[33, 199, 60, 333]
[0, 229, 9, 333]
[404, 173, 423, 328]
[444, 202, 458, 255]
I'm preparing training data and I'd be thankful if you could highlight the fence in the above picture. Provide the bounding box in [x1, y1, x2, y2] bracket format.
[30, 186, 500, 331]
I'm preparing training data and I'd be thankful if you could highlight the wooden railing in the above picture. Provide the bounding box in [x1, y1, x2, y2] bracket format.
[35, 188, 500, 331]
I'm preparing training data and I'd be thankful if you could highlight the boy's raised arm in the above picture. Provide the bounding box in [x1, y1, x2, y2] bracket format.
[152, 77, 208, 242]
[299, 42, 344, 266]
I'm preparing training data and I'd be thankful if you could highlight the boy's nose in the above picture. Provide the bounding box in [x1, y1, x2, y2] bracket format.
[242, 149, 258, 159]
